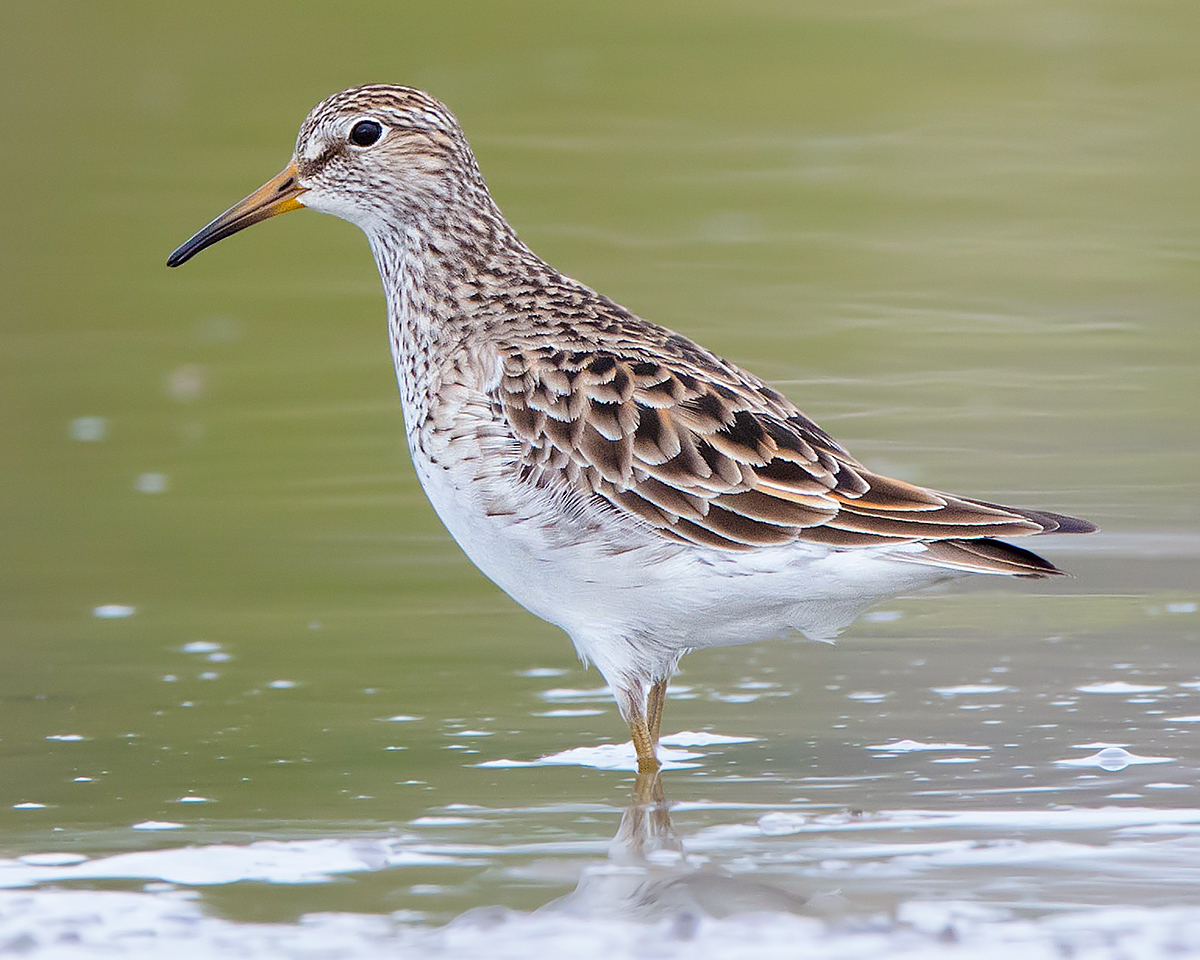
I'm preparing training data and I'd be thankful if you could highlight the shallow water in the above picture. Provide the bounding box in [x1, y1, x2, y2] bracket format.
[2, 1, 1199, 957]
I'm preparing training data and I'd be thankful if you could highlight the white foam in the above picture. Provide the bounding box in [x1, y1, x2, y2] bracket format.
[181, 641, 221, 654]
[134, 472, 169, 493]
[660, 731, 758, 746]
[539, 687, 611, 701]
[1075, 682, 1167, 694]
[477, 731, 754, 771]
[753, 806, 1200, 837]
[0, 837, 457, 889]
[70, 416, 108, 441]
[478, 742, 704, 771]
[2, 888, 1200, 960]
[1055, 747, 1172, 771]
[868, 740, 989, 753]
[16, 854, 87, 867]
[932, 684, 1011, 696]
[409, 816, 476, 826]
[92, 604, 136, 619]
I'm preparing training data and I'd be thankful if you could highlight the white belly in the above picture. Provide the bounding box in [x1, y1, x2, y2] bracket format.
[408, 439, 954, 683]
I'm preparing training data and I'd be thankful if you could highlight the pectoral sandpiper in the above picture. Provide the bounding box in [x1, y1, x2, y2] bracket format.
[168, 85, 1095, 774]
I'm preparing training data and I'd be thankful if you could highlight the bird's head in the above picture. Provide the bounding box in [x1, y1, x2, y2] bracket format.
[167, 85, 481, 267]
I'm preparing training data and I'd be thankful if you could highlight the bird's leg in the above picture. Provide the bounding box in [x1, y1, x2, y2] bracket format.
[646, 676, 669, 747]
[628, 707, 661, 775]
[617, 675, 664, 774]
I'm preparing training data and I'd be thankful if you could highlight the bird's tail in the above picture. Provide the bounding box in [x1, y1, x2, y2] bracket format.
[895, 536, 1070, 578]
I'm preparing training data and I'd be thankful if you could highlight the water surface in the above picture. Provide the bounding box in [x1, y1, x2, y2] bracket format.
[1, 1, 1198, 956]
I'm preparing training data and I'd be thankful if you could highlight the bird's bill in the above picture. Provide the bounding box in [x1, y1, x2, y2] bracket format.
[167, 162, 306, 267]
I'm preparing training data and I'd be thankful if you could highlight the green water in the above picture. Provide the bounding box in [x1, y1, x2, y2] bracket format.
[1, 1, 1199, 951]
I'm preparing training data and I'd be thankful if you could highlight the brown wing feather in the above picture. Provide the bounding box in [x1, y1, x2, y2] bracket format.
[497, 343, 1092, 560]
[903, 538, 1066, 577]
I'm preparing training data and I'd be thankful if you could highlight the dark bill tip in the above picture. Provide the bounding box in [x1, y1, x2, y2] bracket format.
[167, 163, 305, 267]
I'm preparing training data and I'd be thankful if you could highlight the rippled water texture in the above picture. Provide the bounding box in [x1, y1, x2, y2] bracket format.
[1, 1, 1198, 957]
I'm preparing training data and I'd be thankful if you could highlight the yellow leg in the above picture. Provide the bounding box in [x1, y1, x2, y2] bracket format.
[628, 709, 660, 775]
[646, 677, 669, 746]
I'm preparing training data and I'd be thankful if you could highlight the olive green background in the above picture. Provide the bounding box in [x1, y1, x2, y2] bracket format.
[1, 0, 1197, 926]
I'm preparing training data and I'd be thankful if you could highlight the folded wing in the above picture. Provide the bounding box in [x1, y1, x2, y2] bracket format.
[496, 343, 1094, 574]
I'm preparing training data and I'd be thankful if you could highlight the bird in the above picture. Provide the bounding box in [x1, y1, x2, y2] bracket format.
[168, 84, 1095, 775]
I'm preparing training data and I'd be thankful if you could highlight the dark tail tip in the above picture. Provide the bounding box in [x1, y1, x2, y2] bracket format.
[1046, 514, 1098, 535]
[963, 498, 1097, 535]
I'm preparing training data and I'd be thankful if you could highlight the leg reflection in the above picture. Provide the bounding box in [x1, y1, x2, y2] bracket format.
[613, 771, 682, 864]
[548, 772, 806, 922]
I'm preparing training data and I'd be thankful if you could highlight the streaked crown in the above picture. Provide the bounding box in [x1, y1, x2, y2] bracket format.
[293, 84, 488, 228]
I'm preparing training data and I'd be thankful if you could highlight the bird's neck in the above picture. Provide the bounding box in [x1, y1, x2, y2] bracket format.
[365, 198, 543, 426]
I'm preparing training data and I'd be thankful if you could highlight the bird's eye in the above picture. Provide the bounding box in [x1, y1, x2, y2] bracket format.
[349, 120, 383, 147]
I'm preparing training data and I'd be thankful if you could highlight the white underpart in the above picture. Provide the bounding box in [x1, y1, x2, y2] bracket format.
[413, 432, 958, 710]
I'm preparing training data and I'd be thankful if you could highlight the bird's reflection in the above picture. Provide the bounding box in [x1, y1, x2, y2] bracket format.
[612, 772, 682, 859]
[543, 772, 808, 922]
